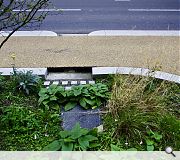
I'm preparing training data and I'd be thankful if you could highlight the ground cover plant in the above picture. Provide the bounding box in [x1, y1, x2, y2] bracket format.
[0, 74, 61, 150]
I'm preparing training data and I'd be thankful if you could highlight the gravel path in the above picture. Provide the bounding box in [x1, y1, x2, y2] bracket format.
[0, 36, 179, 75]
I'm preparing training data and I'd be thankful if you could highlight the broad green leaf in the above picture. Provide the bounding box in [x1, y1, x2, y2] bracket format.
[111, 144, 121, 151]
[147, 145, 154, 151]
[64, 102, 77, 111]
[70, 123, 88, 139]
[127, 148, 137, 151]
[74, 89, 81, 96]
[50, 114, 59, 119]
[146, 139, 154, 145]
[84, 98, 96, 106]
[61, 142, 73, 151]
[79, 98, 86, 108]
[89, 142, 100, 148]
[50, 96, 57, 101]
[64, 138, 75, 143]
[52, 103, 59, 111]
[78, 137, 90, 151]
[81, 135, 98, 142]
[60, 130, 70, 138]
[88, 128, 98, 136]
[43, 140, 61, 151]
[152, 132, 162, 141]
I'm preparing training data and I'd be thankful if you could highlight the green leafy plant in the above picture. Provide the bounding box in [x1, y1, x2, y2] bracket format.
[43, 123, 99, 151]
[38, 83, 110, 111]
[12, 70, 41, 95]
[111, 144, 137, 151]
[145, 129, 162, 151]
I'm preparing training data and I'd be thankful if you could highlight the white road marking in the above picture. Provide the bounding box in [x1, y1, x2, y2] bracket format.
[128, 9, 180, 12]
[11, 8, 82, 12]
[115, 0, 131, 1]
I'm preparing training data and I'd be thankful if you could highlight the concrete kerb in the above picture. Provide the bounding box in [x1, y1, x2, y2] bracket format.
[0, 68, 48, 77]
[88, 30, 180, 36]
[0, 67, 179, 84]
[0, 31, 58, 37]
[92, 67, 180, 84]
[1, 30, 179, 37]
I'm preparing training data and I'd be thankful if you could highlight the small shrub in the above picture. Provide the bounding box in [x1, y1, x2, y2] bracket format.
[43, 123, 99, 151]
[12, 70, 41, 95]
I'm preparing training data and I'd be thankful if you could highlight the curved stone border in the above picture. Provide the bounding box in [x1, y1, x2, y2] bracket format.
[1, 67, 179, 84]
[88, 30, 179, 36]
[92, 67, 180, 84]
[0, 31, 57, 37]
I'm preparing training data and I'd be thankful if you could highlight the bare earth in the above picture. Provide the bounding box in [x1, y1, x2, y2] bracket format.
[0, 36, 179, 75]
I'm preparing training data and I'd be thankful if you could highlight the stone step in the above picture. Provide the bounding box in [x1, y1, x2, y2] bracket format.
[46, 72, 92, 81]
[43, 80, 95, 87]
[61, 105, 102, 130]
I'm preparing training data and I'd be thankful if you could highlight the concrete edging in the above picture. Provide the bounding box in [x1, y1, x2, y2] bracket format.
[92, 67, 180, 84]
[0, 31, 58, 37]
[0, 67, 179, 84]
[0, 68, 47, 76]
[1, 30, 179, 37]
[88, 30, 180, 36]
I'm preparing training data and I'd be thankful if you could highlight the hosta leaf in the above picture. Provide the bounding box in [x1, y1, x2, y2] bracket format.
[52, 103, 59, 111]
[50, 96, 57, 101]
[79, 98, 86, 108]
[127, 148, 137, 151]
[74, 89, 81, 96]
[78, 137, 89, 151]
[70, 123, 88, 139]
[61, 142, 73, 151]
[89, 142, 100, 148]
[60, 130, 70, 138]
[84, 98, 96, 106]
[81, 135, 98, 142]
[88, 128, 98, 136]
[64, 102, 77, 111]
[111, 144, 121, 151]
[43, 140, 61, 151]
[64, 138, 75, 143]
[147, 145, 154, 151]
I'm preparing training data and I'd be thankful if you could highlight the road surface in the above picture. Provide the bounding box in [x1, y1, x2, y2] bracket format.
[12, 0, 180, 33]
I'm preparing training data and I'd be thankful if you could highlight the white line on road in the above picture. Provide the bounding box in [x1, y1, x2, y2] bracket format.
[128, 9, 180, 12]
[12, 8, 82, 12]
[115, 0, 131, 2]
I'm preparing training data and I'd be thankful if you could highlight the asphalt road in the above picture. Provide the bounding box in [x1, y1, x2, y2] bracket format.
[23, 0, 180, 33]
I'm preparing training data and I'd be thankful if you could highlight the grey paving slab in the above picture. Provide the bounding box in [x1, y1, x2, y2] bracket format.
[61, 105, 101, 130]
